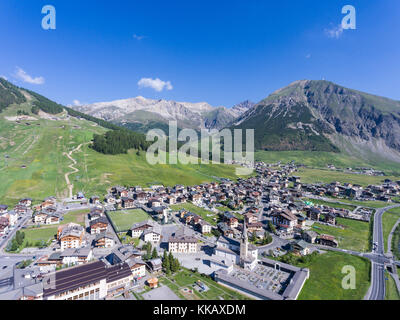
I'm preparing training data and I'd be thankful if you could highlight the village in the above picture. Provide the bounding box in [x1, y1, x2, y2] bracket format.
[0, 160, 399, 300]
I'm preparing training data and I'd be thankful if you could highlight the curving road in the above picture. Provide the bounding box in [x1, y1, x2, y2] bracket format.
[308, 204, 400, 300]
[365, 205, 400, 300]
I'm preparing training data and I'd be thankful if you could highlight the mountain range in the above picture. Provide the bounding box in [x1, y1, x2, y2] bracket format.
[2, 76, 400, 164]
[232, 80, 400, 162]
[73, 97, 254, 133]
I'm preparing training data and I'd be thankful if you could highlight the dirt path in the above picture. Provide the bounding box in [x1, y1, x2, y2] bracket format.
[63, 144, 83, 199]
[22, 134, 39, 155]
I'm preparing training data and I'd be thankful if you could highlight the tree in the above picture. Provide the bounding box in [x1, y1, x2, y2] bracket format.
[168, 252, 181, 274]
[31, 105, 40, 114]
[251, 231, 257, 243]
[141, 242, 152, 260]
[152, 247, 158, 259]
[173, 257, 180, 273]
[162, 250, 168, 269]
[261, 231, 273, 245]
[268, 221, 276, 234]
[10, 240, 18, 252]
[165, 259, 171, 275]
[211, 229, 221, 238]
[168, 252, 174, 268]
[170, 256, 180, 273]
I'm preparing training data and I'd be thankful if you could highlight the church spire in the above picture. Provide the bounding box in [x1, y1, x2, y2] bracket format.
[240, 221, 249, 267]
[242, 221, 248, 241]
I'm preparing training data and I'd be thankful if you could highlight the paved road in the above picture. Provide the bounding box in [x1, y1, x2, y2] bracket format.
[305, 204, 400, 300]
[0, 214, 31, 252]
[366, 205, 400, 300]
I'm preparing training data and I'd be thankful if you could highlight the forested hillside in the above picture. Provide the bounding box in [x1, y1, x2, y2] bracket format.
[91, 130, 151, 154]
[0, 78, 26, 112]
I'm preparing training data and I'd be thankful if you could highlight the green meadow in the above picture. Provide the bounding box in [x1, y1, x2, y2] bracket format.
[160, 269, 252, 300]
[385, 271, 400, 300]
[298, 251, 370, 300]
[303, 198, 356, 211]
[382, 207, 400, 252]
[312, 217, 370, 252]
[0, 103, 242, 206]
[295, 167, 397, 187]
[255, 150, 400, 176]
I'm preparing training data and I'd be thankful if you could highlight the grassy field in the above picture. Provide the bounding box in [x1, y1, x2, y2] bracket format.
[21, 226, 58, 248]
[159, 269, 252, 300]
[298, 251, 371, 300]
[385, 271, 400, 300]
[303, 198, 356, 211]
[382, 207, 400, 252]
[170, 202, 219, 226]
[312, 217, 370, 252]
[10, 208, 88, 251]
[255, 150, 400, 176]
[391, 224, 400, 260]
[0, 103, 244, 206]
[107, 209, 151, 232]
[330, 198, 390, 209]
[61, 209, 89, 226]
[295, 167, 397, 187]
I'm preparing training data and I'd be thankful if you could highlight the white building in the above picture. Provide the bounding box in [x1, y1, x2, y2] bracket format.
[130, 219, 161, 243]
[213, 224, 258, 271]
[168, 231, 198, 254]
[43, 260, 133, 300]
[60, 247, 93, 266]
[58, 223, 85, 251]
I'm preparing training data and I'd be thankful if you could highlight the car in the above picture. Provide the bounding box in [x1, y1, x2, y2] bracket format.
[2, 266, 7, 269]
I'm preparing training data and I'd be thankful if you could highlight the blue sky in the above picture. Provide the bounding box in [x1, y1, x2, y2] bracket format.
[0, 0, 399, 107]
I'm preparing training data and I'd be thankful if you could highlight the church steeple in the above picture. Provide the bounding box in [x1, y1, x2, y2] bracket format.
[242, 222, 248, 241]
[240, 222, 249, 266]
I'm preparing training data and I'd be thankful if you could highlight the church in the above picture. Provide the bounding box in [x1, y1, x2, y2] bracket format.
[213, 223, 258, 271]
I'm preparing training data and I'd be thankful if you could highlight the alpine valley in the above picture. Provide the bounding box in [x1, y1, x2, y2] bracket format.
[72, 80, 400, 167]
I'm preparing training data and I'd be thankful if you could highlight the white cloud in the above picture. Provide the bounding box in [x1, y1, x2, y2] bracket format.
[14, 67, 45, 85]
[138, 77, 173, 92]
[305, 54, 311, 59]
[73, 100, 81, 106]
[133, 34, 146, 40]
[325, 24, 344, 39]
[0, 75, 7, 80]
